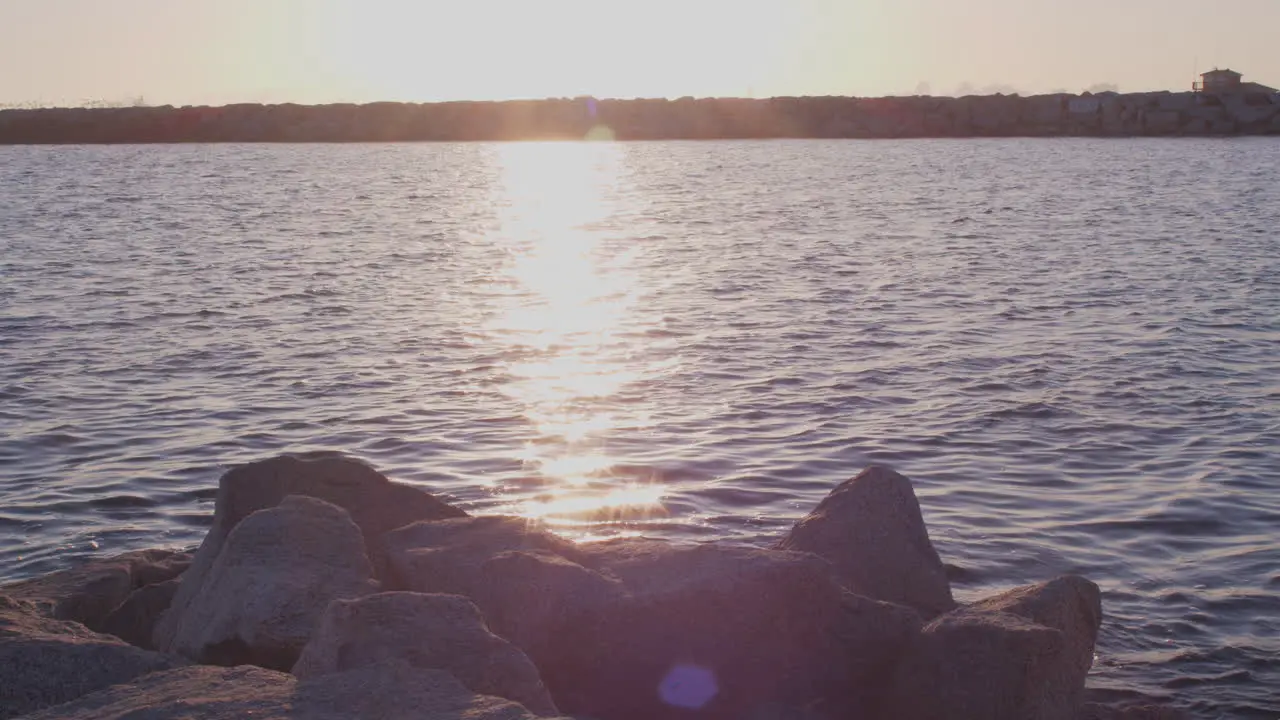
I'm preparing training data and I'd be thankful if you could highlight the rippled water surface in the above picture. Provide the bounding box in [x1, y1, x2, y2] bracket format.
[2, 140, 1279, 717]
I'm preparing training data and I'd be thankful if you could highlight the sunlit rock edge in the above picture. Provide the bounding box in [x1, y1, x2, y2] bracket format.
[0, 453, 1190, 720]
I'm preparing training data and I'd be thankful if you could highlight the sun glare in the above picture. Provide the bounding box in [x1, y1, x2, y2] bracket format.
[486, 142, 665, 529]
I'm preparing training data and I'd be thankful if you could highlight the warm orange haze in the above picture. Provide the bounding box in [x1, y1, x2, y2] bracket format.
[2, 0, 1280, 106]
[3, 1, 1280, 718]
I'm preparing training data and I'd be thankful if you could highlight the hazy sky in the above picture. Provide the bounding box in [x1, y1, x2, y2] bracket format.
[2, 0, 1278, 106]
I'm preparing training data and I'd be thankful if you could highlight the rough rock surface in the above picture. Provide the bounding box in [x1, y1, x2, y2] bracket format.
[535, 542, 921, 720]
[293, 591, 557, 716]
[0, 595, 185, 720]
[383, 515, 585, 596]
[154, 452, 463, 651]
[16, 663, 568, 720]
[969, 574, 1103, 697]
[159, 495, 378, 669]
[777, 466, 955, 618]
[885, 576, 1104, 720]
[1, 549, 190, 630]
[472, 550, 628, 659]
[99, 577, 180, 650]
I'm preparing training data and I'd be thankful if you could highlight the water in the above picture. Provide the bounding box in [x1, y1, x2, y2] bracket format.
[2, 139, 1278, 717]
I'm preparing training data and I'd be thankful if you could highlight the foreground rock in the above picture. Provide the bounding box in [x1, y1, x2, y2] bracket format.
[17, 663, 568, 719]
[472, 550, 628, 663]
[777, 465, 955, 618]
[160, 495, 377, 669]
[885, 576, 1103, 720]
[154, 452, 464, 651]
[383, 515, 585, 595]
[0, 595, 184, 719]
[293, 592, 558, 716]
[1, 454, 1191, 720]
[1, 549, 190, 630]
[970, 574, 1103, 703]
[99, 578, 180, 650]
[536, 543, 921, 719]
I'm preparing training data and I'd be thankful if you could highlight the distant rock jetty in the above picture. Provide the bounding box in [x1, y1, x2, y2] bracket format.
[2, 453, 1189, 719]
[1, 92, 1278, 144]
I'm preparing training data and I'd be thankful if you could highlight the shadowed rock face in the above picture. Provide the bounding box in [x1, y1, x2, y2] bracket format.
[0, 595, 186, 720]
[777, 466, 955, 618]
[99, 577, 180, 650]
[529, 543, 922, 720]
[294, 592, 558, 716]
[383, 516, 586, 596]
[472, 550, 628, 662]
[1, 549, 191, 630]
[968, 574, 1103, 695]
[885, 576, 1104, 720]
[13, 663, 571, 720]
[154, 452, 463, 652]
[160, 495, 378, 669]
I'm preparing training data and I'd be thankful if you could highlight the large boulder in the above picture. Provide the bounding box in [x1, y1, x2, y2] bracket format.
[472, 550, 628, 659]
[15, 663, 570, 719]
[154, 452, 464, 651]
[884, 576, 1103, 720]
[0, 595, 184, 719]
[159, 495, 377, 669]
[535, 542, 921, 720]
[1, 549, 190, 630]
[776, 466, 955, 618]
[969, 575, 1102, 694]
[383, 515, 584, 595]
[293, 592, 558, 716]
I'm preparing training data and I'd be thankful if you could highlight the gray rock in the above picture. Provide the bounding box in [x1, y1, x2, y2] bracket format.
[885, 577, 1103, 720]
[154, 452, 463, 651]
[1, 549, 190, 630]
[383, 515, 584, 596]
[16, 662, 568, 719]
[100, 578, 180, 650]
[161, 495, 377, 669]
[471, 549, 629, 691]
[968, 575, 1102, 697]
[539, 542, 921, 720]
[776, 466, 955, 618]
[474, 550, 627, 651]
[292, 592, 558, 716]
[0, 595, 184, 720]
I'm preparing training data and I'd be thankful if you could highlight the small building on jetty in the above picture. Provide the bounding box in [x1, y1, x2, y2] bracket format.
[1193, 68, 1277, 94]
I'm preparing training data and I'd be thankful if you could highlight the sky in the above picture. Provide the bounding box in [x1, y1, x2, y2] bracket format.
[1, 0, 1278, 107]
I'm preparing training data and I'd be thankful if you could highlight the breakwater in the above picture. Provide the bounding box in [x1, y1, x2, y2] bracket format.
[1, 91, 1278, 143]
[0, 455, 1188, 719]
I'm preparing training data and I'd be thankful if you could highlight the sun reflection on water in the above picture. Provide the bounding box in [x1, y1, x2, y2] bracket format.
[488, 142, 666, 531]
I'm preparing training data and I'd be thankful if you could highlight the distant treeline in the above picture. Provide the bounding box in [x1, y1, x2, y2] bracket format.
[1, 93, 1278, 144]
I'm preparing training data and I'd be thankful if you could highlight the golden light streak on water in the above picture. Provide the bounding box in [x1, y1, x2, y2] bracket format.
[487, 142, 665, 530]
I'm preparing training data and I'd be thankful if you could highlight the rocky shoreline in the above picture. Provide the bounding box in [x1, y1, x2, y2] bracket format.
[1, 92, 1278, 144]
[2, 453, 1188, 719]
